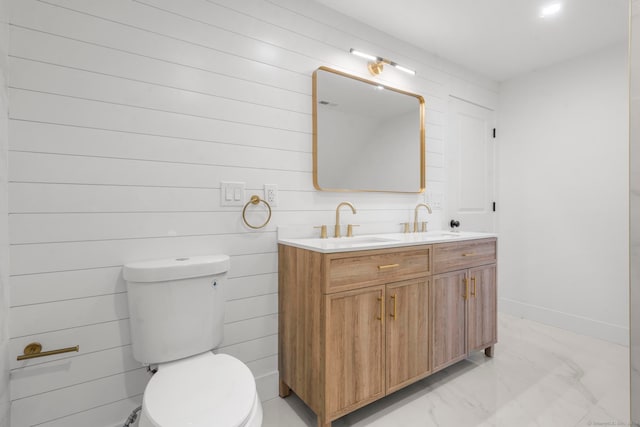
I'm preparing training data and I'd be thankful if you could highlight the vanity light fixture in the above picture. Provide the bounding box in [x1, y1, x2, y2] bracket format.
[349, 48, 416, 76]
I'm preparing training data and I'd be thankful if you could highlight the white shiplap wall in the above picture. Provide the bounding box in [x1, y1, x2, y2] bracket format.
[1, 0, 10, 424]
[7, 0, 498, 426]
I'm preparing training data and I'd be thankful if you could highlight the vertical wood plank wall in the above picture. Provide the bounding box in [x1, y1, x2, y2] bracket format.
[6, 0, 498, 425]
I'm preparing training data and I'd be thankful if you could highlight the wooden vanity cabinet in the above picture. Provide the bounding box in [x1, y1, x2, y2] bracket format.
[431, 270, 468, 371]
[278, 237, 496, 427]
[325, 278, 431, 416]
[385, 278, 430, 393]
[278, 244, 432, 427]
[432, 238, 497, 371]
[325, 285, 386, 416]
[468, 264, 497, 355]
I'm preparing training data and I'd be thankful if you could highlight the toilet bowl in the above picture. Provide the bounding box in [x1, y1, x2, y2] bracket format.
[123, 255, 263, 427]
[138, 353, 262, 427]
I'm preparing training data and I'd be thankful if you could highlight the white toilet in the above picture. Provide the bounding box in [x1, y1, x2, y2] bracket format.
[123, 255, 263, 427]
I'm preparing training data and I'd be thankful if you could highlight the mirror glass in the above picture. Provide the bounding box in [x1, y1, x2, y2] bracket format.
[313, 67, 425, 193]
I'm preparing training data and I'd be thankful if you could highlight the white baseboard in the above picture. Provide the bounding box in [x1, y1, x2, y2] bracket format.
[499, 297, 629, 346]
[256, 370, 279, 402]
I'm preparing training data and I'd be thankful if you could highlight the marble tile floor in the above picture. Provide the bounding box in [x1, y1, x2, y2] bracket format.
[262, 313, 629, 427]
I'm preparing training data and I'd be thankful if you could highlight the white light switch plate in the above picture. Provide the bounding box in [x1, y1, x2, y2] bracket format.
[220, 181, 245, 206]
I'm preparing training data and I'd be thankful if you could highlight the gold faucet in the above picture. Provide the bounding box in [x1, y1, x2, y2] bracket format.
[414, 203, 432, 232]
[335, 201, 356, 237]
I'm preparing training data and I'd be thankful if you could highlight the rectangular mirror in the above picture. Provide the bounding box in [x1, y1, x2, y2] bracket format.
[313, 66, 425, 193]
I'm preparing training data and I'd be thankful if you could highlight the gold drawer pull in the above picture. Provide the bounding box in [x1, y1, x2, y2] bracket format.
[17, 342, 79, 361]
[378, 263, 400, 270]
[462, 253, 476, 257]
[471, 276, 477, 297]
[463, 277, 469, 300]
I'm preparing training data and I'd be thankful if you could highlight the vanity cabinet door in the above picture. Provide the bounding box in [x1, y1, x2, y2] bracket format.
[467, 264, 497, 353]
[385, 278, 430, 393]
[432, 270, 468, 372]
[325, 285, 386, 417]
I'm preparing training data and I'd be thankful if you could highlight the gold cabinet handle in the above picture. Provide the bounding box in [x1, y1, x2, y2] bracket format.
[390, 294, 397, 319]
[463, 277, 469, 300]
[471, 276, 477, 297]
[376, 296, 383, 321]
[462, 253, 476, 257]
[17, 342, 79, 361]
[378, 263, 399, 270]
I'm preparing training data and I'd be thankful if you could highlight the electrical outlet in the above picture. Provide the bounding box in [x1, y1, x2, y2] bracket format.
[428, 192, 443, 210]
[264, 184, 278, 207]
[432, 193, 443, 210]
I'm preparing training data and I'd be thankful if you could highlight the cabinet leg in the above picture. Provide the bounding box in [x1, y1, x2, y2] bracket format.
[485, 345, 495, 358]
[279, 379, 291, 398]
[317, 415, 331, 427]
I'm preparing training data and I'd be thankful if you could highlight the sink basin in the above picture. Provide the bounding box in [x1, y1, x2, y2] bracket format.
[280, 235, 401, 251]
[436, 233, 462, 238]
[344, 236, 400, 244]
[318, 235, 400, 247]
[421, 231, 465, 239]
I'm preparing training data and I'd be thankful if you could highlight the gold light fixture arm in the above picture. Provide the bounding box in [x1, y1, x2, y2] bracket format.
[350, 48, 416, 76]
[368, 60, 385, 75]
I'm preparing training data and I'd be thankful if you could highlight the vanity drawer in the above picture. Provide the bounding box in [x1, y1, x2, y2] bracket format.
[433, 238, 496, 274]
[325, 247, 431, 293]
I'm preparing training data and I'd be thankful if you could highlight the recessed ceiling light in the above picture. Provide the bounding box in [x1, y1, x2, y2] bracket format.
[540, 3, 562, 18]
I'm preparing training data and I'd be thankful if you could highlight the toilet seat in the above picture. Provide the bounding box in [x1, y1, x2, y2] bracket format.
[141, 352, 258, 427]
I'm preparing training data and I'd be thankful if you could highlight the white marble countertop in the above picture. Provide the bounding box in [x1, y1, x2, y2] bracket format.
[277, 230, 497, 253]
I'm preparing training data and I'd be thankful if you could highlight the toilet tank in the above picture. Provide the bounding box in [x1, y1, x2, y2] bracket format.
[123, 255, 230, 365]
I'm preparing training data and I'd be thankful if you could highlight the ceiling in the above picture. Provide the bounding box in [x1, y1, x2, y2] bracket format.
[313, 0, 629, 81]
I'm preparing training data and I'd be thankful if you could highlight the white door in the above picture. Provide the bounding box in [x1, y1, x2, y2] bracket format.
[446, 97, 496, 232]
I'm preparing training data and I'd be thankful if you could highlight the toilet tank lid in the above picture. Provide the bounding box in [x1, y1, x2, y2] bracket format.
[123, 255, 230, 283]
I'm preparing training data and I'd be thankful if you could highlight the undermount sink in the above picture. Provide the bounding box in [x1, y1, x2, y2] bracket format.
[343, 236, 400, 244]
[315, 235, 401, 247]
[283, 235, 401, 251]
[432, 232, 462, 239]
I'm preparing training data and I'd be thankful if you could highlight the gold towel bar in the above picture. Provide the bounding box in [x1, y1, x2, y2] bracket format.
[17, 342, 79, 361]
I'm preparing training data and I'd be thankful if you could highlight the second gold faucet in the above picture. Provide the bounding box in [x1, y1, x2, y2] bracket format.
[414, 203, 432, 232]
[335, 201, 357, 238]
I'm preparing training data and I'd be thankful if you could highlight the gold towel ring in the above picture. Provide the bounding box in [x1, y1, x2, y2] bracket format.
[242, 195, 272, 229]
